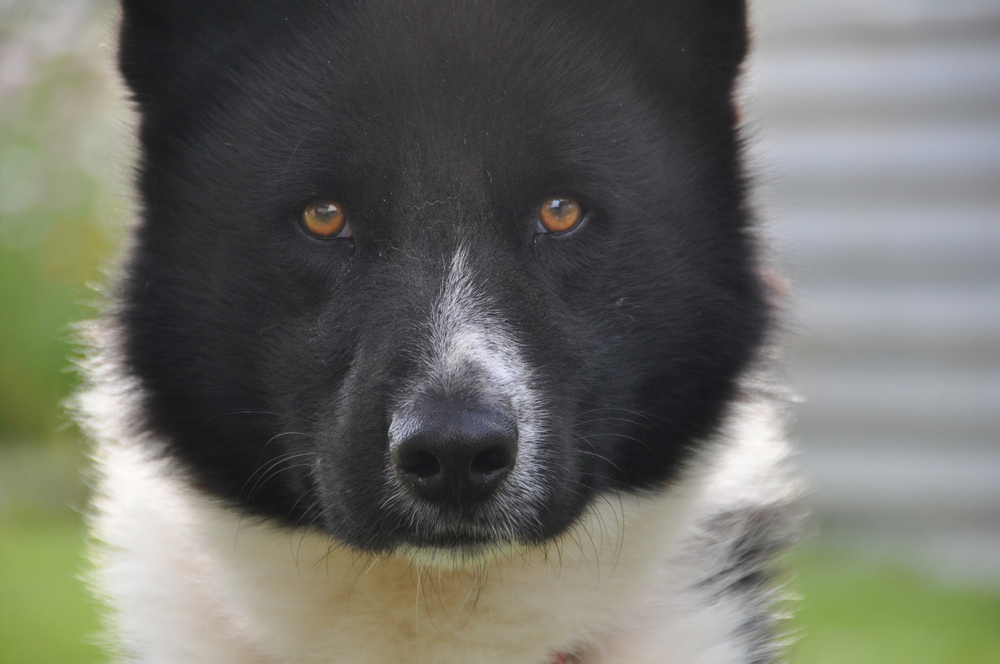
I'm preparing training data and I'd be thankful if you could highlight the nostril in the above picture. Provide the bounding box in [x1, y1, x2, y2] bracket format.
[389, 403, 518, 503]
[470, 445, 514, 476]
[396, 448, 441, 479]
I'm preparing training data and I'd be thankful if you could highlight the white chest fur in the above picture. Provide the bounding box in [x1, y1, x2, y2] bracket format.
[81, 366, 799, 664]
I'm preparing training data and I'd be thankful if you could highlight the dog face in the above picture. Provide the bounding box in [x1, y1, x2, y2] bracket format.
[116, 0, 766, 556]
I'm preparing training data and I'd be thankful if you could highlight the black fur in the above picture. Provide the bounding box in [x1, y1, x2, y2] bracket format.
[116, 0, 768, 553]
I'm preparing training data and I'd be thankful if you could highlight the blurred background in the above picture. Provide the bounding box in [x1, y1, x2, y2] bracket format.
[0, 0, 998, 662]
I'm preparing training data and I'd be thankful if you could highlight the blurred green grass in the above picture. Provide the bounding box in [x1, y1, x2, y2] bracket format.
[787, 546, 1000, 664]
[2, 508, 1000, 664]
[0, 510, 108, 664]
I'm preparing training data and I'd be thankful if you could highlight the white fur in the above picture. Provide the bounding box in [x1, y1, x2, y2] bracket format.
[400, 246, 546, 449]
[385, 247, 552, 543]
[79, 331, 799, 664]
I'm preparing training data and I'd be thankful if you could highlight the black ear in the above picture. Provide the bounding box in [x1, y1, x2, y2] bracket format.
[666, 0, 749, 80]
[567, 0, 749, 96]
[117, 0, 289, 113]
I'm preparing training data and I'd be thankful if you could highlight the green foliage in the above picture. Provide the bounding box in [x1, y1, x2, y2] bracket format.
[0, 246, 98, 439]
[0, 3, 124, 441]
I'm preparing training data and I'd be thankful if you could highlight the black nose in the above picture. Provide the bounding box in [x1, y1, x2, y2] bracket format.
[390, 403, 518, 505]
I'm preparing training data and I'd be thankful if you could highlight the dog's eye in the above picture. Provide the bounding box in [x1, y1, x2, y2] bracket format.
[538, 196, 582, 234]
[302, 199, 350, 238]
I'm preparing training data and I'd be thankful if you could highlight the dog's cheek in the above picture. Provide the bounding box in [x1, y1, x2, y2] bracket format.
[297, 338, 400, 548]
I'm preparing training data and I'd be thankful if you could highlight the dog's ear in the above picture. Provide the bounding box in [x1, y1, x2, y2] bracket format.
[118, 0, 312, 114]
[576, 0, 749, 95]
[120, 0, 234, 110]
[662, 0, 749, 79]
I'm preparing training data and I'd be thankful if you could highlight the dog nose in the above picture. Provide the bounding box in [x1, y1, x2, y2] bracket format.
[390, 404, 518, 504]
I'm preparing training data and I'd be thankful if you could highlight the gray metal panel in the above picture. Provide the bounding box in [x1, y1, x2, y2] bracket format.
[746, 2, 1000, 542]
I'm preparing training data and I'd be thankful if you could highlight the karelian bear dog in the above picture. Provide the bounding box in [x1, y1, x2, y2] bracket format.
[77, 1, 801, 662]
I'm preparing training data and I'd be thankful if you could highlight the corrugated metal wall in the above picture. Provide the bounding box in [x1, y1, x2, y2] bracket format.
[746, 0, 1000, 580]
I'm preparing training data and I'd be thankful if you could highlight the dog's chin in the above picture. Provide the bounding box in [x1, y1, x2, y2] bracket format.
[390, 538, 531, 570]
[340, 485, 556, 566]
[378, 512, 545, 570]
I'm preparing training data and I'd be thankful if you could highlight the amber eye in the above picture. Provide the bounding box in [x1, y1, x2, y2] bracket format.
[302, 199, 349, 238]
[538, 196, 582, 234]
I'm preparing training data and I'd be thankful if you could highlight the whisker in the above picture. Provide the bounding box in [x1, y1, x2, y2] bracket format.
[200, 410, 318, 426]
[240, 452, 325, 504]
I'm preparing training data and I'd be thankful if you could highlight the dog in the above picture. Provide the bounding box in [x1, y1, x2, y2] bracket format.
[77, 0, 801, 662]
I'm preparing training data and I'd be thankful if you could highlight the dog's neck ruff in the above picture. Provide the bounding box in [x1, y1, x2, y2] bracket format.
[80, 357, 800, 664]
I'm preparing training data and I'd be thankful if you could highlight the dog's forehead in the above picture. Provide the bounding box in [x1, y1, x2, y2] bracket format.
[219, 19, 656, 242]
[261, 4, 646, 156]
